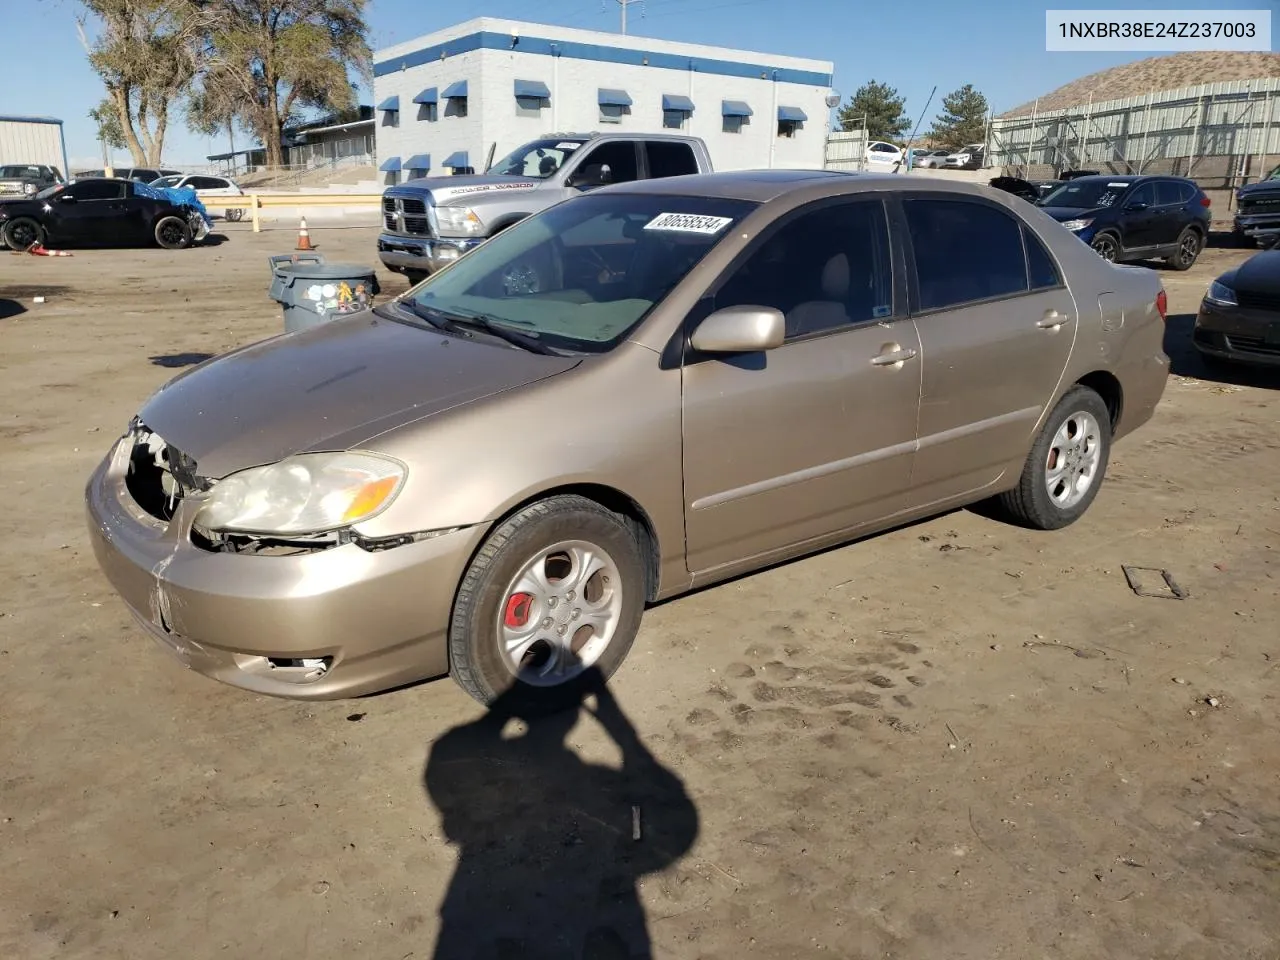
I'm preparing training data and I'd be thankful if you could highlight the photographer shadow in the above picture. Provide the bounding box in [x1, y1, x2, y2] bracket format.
[423, 668, 698, 960]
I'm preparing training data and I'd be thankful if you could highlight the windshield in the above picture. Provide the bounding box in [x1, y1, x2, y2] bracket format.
[0, 165, 44, 179]
[488, 138, 587, 179]
[401, 193, 758, 351]
[35, 183, 65, 200]
[1041, 179, 1133, 209]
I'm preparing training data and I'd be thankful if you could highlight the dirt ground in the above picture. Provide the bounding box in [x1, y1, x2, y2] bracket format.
[1, 225, 1277, 960]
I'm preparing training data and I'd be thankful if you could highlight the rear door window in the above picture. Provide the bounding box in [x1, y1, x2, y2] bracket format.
[577, 141, 639, 185]
[1155, 181, 1185, 206]
[904, 197, 1029, 311]
[644, 140, 699, 179]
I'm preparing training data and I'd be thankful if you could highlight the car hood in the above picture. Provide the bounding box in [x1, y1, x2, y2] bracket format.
[1224, 249, 1280, 294]
[137, 309, 582, 479]
[1238, 179, 1280, 199]
[1041, 206, 1101, 221]
[391, 173, 540, 205]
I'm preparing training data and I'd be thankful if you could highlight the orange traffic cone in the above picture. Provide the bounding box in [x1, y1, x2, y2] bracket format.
[296, 215, 314, 251]
[28, 242, 72, 257]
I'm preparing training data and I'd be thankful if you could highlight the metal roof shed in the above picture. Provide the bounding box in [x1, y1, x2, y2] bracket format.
[0, 115, 68, 176]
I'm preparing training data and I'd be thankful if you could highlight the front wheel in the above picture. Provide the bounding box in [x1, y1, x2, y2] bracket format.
[1165, 227, 1202, 271]
[449, 495, 646, 708]
[225, 207, 244, 223]
[154, 215, 192, 250]
[2, 217, 45, 251]
[998, 386, 1112, 531]
[1090, 232, 1120, 263]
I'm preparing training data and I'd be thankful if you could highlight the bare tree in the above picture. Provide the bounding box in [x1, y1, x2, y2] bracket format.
[194, 0, 371, 168]
[77, 0, 211, 166]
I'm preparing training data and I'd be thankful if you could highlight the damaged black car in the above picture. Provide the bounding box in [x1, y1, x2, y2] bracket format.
[0, 177, 211, 251]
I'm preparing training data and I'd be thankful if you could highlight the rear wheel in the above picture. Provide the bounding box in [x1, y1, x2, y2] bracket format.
[154, 215, 192, 250]
[449, 495, 646, 708]
[225, 207, 244, 223]
[1165, 227, 1202, 271]
[1090, 232, 1120, 262]
[998, 385, 1112, 531]
[2, 217, 44, 250]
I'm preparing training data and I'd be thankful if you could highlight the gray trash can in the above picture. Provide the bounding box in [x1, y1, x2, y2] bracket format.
[268, 253, 381, 333]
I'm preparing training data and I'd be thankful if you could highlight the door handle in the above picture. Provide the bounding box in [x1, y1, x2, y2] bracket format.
[870, 346, 918, 366]
[1037, 311, 1073, 329]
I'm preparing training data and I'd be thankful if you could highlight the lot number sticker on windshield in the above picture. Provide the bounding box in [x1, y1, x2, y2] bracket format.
[644, 212, 734, 235]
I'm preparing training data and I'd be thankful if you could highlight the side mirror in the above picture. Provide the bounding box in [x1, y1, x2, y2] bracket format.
[567, 163, 612, 189]
[690, 306, 785, 353]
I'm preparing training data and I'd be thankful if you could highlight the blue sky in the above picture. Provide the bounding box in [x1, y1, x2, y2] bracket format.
[5, 0, 1272, 169]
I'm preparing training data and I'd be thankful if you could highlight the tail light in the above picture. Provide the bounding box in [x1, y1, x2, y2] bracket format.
[1156, 289, 1168, 321]
[1200, 194, 1211, 207]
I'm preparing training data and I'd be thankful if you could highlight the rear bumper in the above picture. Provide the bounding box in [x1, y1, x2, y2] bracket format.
[85, 437, 491, 700]
[377, 233, 485, 276]
[1193, 301, 1280, 367]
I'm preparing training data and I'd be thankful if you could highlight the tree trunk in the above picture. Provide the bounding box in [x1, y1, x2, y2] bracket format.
[265, 85, 284, 167]
[149, 100, 170, 166]
[110, 85, 148, 166]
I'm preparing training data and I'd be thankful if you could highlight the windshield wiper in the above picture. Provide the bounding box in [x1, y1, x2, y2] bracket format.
[381, 299, 467, 335]
[440, 308, 559, 355]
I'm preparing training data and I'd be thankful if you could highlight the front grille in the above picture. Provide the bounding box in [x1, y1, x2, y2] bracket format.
[1239, 196, 1280, 216]
[402, 198, 426, 215]
[381, 197, 395, 213]
[382, 195, 433, 237]
[403, 215, 429, 235]
[1226, 334, 1280, 356]
[384, 213, 396, 231]
[1236, 290, 1280, 312]
[0, 184, 21, 194]
[124, 423, 205, 522]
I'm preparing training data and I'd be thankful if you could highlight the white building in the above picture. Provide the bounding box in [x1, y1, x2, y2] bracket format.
[372, 18, 835, 182]
[0, 115, 68, 174]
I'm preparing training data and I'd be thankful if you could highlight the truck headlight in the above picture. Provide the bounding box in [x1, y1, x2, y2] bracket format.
[193, 452, 406, 535]
[23, 183, 36, 196]
[434, 205, 485, 236]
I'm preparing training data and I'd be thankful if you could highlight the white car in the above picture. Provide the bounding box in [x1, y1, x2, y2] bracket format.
[151, 174, 247, 221]
[912, 149, 951, 169]
[943, 144, 987, 171]
[865, 141, 904, 167]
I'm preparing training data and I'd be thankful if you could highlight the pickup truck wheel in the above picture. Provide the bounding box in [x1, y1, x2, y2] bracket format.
[449, 495, 646, 709]
[154, 215, 192, 250]
[2, 217, 44, 250]
[404, 270, 427, 286]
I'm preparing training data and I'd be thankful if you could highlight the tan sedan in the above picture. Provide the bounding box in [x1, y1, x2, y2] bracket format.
[86, 171, 1171, 705]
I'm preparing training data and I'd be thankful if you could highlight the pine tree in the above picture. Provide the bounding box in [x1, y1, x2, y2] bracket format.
[837, 81, 909, 142]
[929, 84, 990, 150]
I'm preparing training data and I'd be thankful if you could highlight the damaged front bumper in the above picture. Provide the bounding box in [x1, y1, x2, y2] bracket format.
[84, 435, 489, 700]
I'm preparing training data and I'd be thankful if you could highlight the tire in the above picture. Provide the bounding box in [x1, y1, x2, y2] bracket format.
[998, 385, 1112, 531]
[449, 495, 646, 709]
[2, 217, 45, 251]
[225, 207, 244, 223]
[1090, 232, 1121, 263]
[154, 215, 192, 250]
[1165, 227, 1203, 271]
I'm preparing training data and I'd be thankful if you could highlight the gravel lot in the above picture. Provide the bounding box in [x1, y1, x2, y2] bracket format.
[1, 224, 1277, 960]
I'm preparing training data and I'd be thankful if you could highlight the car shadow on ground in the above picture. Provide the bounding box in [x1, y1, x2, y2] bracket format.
[0, 299, 26, 320]
[421, 667, 698, 960]
[149, 352, 214, 368]
[1164, 312, 1280, 389]
[200, 233, 230, 247]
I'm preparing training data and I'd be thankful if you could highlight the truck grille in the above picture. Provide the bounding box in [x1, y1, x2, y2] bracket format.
[1236, 290, 1280, 312]
[382, 196, 432, 237]
[1239, 195, 1280, 216]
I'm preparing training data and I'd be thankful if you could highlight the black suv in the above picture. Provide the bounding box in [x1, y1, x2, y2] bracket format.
[1038, 175, 1211, 269]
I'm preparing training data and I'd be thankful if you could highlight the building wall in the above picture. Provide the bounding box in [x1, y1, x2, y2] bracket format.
[373, 18, 834, 182]
[0, 117, 67, 174]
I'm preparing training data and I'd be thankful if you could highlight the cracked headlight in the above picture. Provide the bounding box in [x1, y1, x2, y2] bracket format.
[194, 452, 406, 535]
[434, 205, 485, 236]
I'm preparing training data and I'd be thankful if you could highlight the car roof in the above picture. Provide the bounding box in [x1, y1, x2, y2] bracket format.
[602, 169, 1017, 204]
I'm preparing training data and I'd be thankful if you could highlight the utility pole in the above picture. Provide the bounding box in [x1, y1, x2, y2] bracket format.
[610, 0, 644, 34]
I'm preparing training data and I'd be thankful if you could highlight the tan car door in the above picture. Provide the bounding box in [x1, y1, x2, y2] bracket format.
[682, 197, 922, 575]
[900, 195, 1077, 497]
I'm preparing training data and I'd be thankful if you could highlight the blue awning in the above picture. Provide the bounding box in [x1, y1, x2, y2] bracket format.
[405, 154, 431, 171]
[722, 100, 753, 117]
[379, 156, 401, 172]
[514, 79, 551, 99]
[777, 106, 808, 122]
[378, 96, 399, 112]
[443, 151, 469, 168]
[442, 80, 468, 99]
[598, 88, 632, 107]
[662, 94, 694, 113]
[413, 87, 438, 105]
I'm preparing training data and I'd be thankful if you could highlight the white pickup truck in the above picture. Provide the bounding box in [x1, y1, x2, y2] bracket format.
[377, 132, 714, 283]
